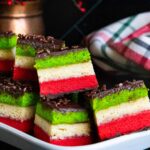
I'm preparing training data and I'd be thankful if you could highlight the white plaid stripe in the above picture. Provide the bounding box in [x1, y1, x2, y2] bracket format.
[125, 38, 150, 58]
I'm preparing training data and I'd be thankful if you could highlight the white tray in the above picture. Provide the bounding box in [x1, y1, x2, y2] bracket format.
[0, 123, 150, 150]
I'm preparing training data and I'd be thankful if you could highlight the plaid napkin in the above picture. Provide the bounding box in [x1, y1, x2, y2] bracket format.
[85, 12, 150, 77]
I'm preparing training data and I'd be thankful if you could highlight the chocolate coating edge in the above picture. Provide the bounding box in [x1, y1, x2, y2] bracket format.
[85, 80, 145, 99]
[0, 31, 15, 37]
[0, 77, 35, 97]
[40, 95, 86, 113]
[36, 46, 88, 58]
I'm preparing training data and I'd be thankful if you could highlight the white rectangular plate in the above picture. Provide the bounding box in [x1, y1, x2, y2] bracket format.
[0, 123, 150, 150]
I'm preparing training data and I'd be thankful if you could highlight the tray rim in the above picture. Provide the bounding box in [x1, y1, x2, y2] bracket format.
[0, 123, 150, 150]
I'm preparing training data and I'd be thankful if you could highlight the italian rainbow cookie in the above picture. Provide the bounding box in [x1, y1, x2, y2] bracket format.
[13, 34, 64, 81]
[35, 46, 98, 96]
[0, 77, 38, 132]
[34, 96, 92, 146]
[0, 31, 17, 73]
[85, 80, 150, 140]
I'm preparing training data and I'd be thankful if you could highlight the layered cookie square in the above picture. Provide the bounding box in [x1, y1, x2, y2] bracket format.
[35, 46, 98, 96]
[34, 96, 92, 146]
[13, 34, 64, 81]
[0, 31, 17, 73]
[85, 80, 150, 140]
[0, 77, 38, 132]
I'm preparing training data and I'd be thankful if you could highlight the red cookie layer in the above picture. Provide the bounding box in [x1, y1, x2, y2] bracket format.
[34, 125, 92, 146]
[0, 59, 14, 72]
[13, 67, 38, 81]
[0, 116, 34, 133]
[98, 110, 150, 140]
[40, 75, 98, 95]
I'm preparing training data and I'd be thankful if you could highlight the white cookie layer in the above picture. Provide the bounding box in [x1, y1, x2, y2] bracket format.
[95, 97, 150, 125]
[0, 49, 14, 60]
[37, 61, 95, 82]
[34, 114, 90, 139]
[15, 56, 35, 69]
[0, 103, 35, 121]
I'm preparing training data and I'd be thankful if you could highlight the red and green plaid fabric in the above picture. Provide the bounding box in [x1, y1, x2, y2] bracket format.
[85, 12, 150, 77]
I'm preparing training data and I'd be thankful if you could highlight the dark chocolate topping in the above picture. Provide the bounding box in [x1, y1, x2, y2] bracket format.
[85, 80, 145, 99]
[46, 36, 64, 46]
[40, 95, 86, 112]
[0, 77, 34, 96]
[36, 45, 87, 58]
[17, 34, 65, 51]
[0, 31, 15, 37]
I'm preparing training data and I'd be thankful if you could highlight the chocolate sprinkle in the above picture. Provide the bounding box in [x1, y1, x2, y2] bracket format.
[17, 34, 47, 47]
[0, 77, 34, 97]
[40, 95, 86, 113]
[17, 34, 65, 52]
[85, 80, 145, 99]
[36, 46, 88, 58]
[0, 31, 15, 37]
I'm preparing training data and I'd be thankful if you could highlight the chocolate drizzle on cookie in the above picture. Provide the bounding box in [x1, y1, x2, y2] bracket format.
[40, 95, 85, 113]
[0, 77, 34, 97]
[85, 80, 145, 99]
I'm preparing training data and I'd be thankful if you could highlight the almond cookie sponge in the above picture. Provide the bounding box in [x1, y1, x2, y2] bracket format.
[0, 77, 38, 132]
[85, 80, 150, 140]
[35, 46, 98, 96]
[34, 96, 92, 146]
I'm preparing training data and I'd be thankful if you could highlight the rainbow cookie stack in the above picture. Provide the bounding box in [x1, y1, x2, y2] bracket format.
[33, 40, 98, 145]
[34, 96, 92, 146]
[0, 31, 17, 73]
[35, 46, 98, 96]
[85, 80, 150, 140]
[13, 34, 64, 81]
[0, 77, 38, 132]
[1, 31, 150, 147]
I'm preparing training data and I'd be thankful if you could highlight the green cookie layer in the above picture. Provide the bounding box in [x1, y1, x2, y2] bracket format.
[16, 44, 35, 57]
[0, 35, 17, 49]
[35, 49, 91, 69]
[91, 86, 148, 112]
[36, 102, 89, 125]
[0, 92, 38, 107]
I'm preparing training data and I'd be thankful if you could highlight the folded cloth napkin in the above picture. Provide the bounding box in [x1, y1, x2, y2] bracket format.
[85, 12, 150, 78]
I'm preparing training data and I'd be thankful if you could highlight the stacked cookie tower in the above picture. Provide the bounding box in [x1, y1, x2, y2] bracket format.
[1, 31, 150, 147]
[0, 32, 99, 146]
[33, 37, 99, 146]
[0, 32, 38, 133]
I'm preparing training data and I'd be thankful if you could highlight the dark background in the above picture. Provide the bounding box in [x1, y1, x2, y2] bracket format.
[43, 0, 150, 45]
[1, 0, 150, 149]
